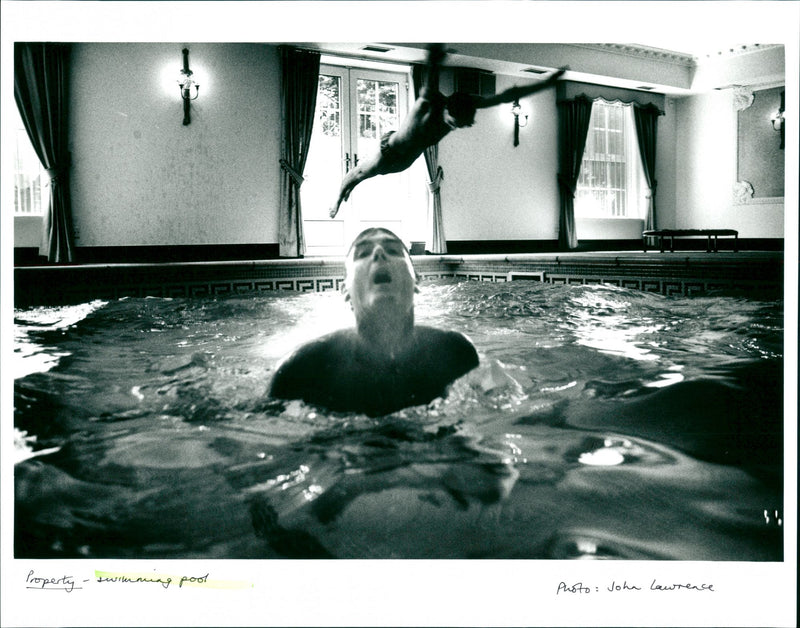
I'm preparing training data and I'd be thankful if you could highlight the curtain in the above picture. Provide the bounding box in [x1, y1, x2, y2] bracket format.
[412, 64, 447, 254]
[556, 96, 593, 250]
[14, 42, 75, 263]
[634, 104, 660, 232]
[278, 47, 320, 257]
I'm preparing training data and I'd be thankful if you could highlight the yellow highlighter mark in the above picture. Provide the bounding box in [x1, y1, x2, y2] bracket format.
[95, 570, 253, 590]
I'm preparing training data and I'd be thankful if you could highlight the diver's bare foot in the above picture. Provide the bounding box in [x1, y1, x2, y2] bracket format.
[329, 204, 340, 219]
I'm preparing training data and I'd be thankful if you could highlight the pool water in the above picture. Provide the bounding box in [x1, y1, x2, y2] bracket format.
[13, 279, 784, 559]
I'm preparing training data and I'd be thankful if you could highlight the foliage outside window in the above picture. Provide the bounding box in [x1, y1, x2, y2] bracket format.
[357, 79, 398, 141]
[317, 75, 341, 137]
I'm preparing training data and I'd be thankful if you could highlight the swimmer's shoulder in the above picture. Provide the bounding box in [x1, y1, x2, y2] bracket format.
[269, 329, 357, 396]
[414, 326, 479, 368]
[278, 329, 357, 367]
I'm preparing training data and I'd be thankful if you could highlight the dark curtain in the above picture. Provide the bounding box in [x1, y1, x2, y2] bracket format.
[412, 64, 446, 253]
[14, 42, 75, 263]
[278, 47, 320, 257]
[634, 104, 660, 232]
[556, 96, 593, 250]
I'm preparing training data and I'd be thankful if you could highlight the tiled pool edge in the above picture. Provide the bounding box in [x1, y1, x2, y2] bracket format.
[14, 252, 783, 306]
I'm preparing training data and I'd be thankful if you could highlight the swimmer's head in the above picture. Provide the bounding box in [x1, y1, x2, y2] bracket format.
[345, 228, 414, 270]
[342, 228, 419, 314]
[445, 92, 477, 128]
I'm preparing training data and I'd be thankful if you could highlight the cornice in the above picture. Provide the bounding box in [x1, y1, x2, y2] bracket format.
[570, 43, 783, 67]
[569, 44, 695, 67]
[693, 43, 783, 62]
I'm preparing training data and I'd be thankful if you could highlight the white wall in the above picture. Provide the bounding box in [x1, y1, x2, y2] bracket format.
[68, 43, 281, 247]
[655, 98, 679, 229]
[14, 216, 42, 248]
[673, 90, 783, 237]
[576, 218, 644, 240]
[440, 73, 560, 241]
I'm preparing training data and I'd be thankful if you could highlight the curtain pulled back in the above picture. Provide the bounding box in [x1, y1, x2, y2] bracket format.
[278, 47, 320, 257]
[556, 96, 593, 250]
[412, 64, 447, 254]
[634, 104, 660, 232]
[14, 42, 75, 263]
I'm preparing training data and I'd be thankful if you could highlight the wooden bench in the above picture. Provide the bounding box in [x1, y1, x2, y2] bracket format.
[643, 229, 739, 253]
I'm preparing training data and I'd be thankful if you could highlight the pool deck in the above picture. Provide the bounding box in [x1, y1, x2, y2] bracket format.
[14, 250, 784, 306]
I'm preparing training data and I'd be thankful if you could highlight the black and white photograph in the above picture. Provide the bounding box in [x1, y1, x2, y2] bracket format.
[2, 1, 797, 626]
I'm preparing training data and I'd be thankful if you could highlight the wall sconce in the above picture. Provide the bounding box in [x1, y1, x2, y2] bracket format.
[770, 90, 785, 149]
[770, 109, 783, 130]
[511, 99, 528, 147]
[178, 48, 200, 125]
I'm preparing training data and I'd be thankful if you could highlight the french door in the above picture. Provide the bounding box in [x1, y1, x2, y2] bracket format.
[301, 64, 416, 256]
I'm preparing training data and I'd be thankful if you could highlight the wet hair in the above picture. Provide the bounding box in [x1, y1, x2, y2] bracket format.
[445, 92, 477, 127]
[347, 228, 410, 258]
[344, 228, 416, 279]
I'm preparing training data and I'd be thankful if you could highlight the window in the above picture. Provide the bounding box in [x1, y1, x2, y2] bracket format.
[13, 108, 47, 216]
[575, 100, 648, 220]
[301, 61, 426, 256]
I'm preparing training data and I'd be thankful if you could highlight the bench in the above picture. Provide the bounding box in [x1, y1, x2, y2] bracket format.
[643, 229, 739, 253]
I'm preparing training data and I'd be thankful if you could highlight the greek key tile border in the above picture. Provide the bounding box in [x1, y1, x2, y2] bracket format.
[15, 255, 782, 306]
[123, 274, 774, 298]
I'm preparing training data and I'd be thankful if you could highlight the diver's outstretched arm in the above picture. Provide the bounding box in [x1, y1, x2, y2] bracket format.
[329, 156, 383, 218]
[474, 67, 566, 110]
[421, 43, 447, 98]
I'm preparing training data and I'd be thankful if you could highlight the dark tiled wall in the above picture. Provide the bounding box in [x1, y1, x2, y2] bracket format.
[14, 253, 783, 307]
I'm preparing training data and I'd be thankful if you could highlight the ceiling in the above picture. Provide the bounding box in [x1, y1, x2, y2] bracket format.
[299, 41, 784, 97]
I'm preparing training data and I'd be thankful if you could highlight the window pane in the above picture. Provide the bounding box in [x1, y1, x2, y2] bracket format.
[589, 160, 607, 187]
[317, 75, 341, 137]
[575, 101, 632, 219]
[378, 82, 398, 132]
[608, 128, 623, 156]
[359, 113, 375, 139]
[357, 79, 376, 112]
[357, 79, 399, 140]
[14, 120, 47, 215]
[591, 125, 606, 155]
[303, 74, 346, 221]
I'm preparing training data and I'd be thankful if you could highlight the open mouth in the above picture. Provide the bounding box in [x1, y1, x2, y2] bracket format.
[373, 269, 392, 284]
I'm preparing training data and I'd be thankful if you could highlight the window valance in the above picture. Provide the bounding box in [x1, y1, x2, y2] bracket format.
[556, 81, 665, 115]
[558, 94, 664, 116]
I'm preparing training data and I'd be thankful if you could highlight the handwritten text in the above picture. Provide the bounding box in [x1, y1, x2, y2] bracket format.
[26, 570, 84, 593]
[556, 579, 715, 595]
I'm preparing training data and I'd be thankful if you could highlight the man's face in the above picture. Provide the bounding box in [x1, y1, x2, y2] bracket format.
[343, 230, 417, 318]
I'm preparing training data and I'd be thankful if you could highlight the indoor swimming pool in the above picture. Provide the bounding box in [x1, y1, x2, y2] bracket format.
[13, 278, 784, 559]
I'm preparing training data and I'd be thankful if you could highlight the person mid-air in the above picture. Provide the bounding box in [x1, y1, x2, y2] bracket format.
[329, 44, 565, 218]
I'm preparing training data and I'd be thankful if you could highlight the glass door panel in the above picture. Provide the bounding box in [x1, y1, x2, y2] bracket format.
[350, 74, 405, 230]
[302, 65, 413, 256]
[302, 67, 348, 256]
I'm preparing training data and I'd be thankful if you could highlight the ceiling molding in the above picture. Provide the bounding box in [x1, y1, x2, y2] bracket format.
[569, 44, 695, 67]
[571, 43, 784, 66]
[692, 43, 784, 62]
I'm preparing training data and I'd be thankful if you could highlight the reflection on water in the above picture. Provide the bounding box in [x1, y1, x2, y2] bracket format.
[13, 280, 784, 559]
